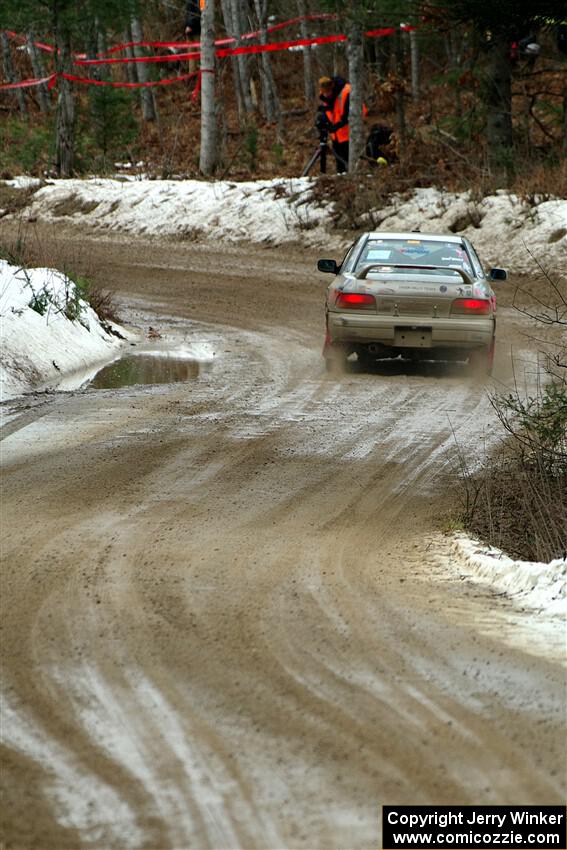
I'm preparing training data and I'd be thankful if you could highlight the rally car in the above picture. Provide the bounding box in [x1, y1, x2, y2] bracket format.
[318, 231, 507, 374]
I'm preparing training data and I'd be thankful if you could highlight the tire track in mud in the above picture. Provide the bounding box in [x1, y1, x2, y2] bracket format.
[1, 232, 565, 849]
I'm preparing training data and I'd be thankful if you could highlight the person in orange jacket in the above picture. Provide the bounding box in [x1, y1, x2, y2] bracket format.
[318, 76, 367, 173]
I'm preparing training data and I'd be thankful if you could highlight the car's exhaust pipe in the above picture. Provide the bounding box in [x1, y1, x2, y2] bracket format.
[368, 343, 381, 353]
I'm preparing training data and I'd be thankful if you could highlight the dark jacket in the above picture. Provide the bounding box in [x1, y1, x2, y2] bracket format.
[185, 0, 201, 36]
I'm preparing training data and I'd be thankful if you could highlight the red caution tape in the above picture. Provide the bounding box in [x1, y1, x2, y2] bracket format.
[0, 68, 216, 92]
[1, 21, 417, 90]
[4, 13, 339, 58]
[218, 33, 348, 58]
[95, 15, 338, 55]
[73, 33, 350, 66]
[74, 52, 200, 66]
[0, 73, 55, 90]
[4, 30, 55, 53]
[60, 70, 200, 88]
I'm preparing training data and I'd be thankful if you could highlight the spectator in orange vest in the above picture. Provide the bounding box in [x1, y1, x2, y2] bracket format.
[318, 76, 367, 173]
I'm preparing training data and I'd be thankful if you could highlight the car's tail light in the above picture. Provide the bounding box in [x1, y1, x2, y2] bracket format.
[335, 292, 376, 310]
[451, 298, 491, 316]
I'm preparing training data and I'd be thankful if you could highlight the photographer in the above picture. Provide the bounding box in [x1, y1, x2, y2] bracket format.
[318, 76, 351, 173]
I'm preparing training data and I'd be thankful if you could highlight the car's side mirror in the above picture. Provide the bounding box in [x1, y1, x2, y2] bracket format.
[317, 259, 339, 274]
[489, 267, 507, 281]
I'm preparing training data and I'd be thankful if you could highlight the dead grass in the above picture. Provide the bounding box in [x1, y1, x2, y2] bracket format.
[0, 183, 41, 219]
[85, 286, 121, 324]
[461, 445, 567, 562]
[460, 264, 566, 563]
[509, 161, 567, 205]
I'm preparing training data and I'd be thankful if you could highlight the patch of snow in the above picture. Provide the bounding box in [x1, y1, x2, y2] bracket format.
[20, 176, 331, 247]
[0, 259, 130, 401]
[4, 176, 42, 190]
[451, 533, 566, 616]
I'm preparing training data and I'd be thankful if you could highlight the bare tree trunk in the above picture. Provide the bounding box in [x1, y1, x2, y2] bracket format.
[229, 0, 255, 114]
[131, 16, 157, 122]
[123, 25, 138, 85]
[347, 17, 364, 172]
[252, 0, 280, 124]
[409, 29, 419, 102]
[394, 28, 407, 154]
[200, 0, 218, 174]
[297, 0, 315, 104]
[86, 17, 109, 84]
[55, 30, 75, 176]
[1, 31, 27, 116]
[220, 0, 245, 120]
[26, 30, 50, 112]
[485, 36, 513, 171]
[375, 34, 391, 80]
[96, 20, 109, 76]
[444, 31, 463, 118]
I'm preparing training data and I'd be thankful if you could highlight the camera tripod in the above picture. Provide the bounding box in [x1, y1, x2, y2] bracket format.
[301, 127, 348, 176]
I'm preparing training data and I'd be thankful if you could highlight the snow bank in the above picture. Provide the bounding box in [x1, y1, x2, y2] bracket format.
[0, 260, 126, 401]
[452, 533, 566, 616]
[16, 177, 331, 247]
[5, 177, 566, 272]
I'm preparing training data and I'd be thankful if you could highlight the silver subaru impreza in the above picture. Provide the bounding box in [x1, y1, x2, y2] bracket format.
[318, 231, 507, 374]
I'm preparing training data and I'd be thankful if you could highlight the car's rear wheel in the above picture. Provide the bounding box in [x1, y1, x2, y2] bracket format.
[356, 348, 375, 370]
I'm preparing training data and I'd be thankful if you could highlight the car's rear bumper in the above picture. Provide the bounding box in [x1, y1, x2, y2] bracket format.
[327, 312, 495, 349]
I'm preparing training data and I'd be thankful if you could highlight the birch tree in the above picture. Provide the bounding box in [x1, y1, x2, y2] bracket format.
[200, 0, 218, 174]
[220, 0, 245, 118]
[297, 0, 315, 104]
[122, 22, 138, 86]
[252, 0, 280, 124]
[229, 0, 255, 114]
[130, 15, 157, 122]
[347, 14, 364, 172]
[54, 33, 74, 174]
[409, 28, 419, 102]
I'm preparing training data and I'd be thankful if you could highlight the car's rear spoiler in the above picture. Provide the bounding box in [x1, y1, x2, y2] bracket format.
[356, 263, 473, 286]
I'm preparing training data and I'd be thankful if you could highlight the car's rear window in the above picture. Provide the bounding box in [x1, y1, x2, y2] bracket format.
[355, 239, 474, 277]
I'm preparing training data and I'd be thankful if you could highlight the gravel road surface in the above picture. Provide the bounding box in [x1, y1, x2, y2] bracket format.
[1, 227, 565, 849]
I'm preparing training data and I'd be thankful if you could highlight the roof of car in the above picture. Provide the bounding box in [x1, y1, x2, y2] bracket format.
[365, 232, 464, 243]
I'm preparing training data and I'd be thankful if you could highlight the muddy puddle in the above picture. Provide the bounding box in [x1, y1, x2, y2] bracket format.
[49, 345, 214, 392]
[89, 352, 210, 389]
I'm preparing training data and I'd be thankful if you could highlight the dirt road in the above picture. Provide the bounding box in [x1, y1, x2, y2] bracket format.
[1, 228, 565, 849]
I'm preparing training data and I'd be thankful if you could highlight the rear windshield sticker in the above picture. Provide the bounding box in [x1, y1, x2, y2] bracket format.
[366, 250, 391, 259]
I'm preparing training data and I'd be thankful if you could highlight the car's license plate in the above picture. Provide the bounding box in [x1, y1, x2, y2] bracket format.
[394, 327, 432, 347]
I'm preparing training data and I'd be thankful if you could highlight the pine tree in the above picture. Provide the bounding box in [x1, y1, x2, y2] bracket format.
[0, 0, 132, 175]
